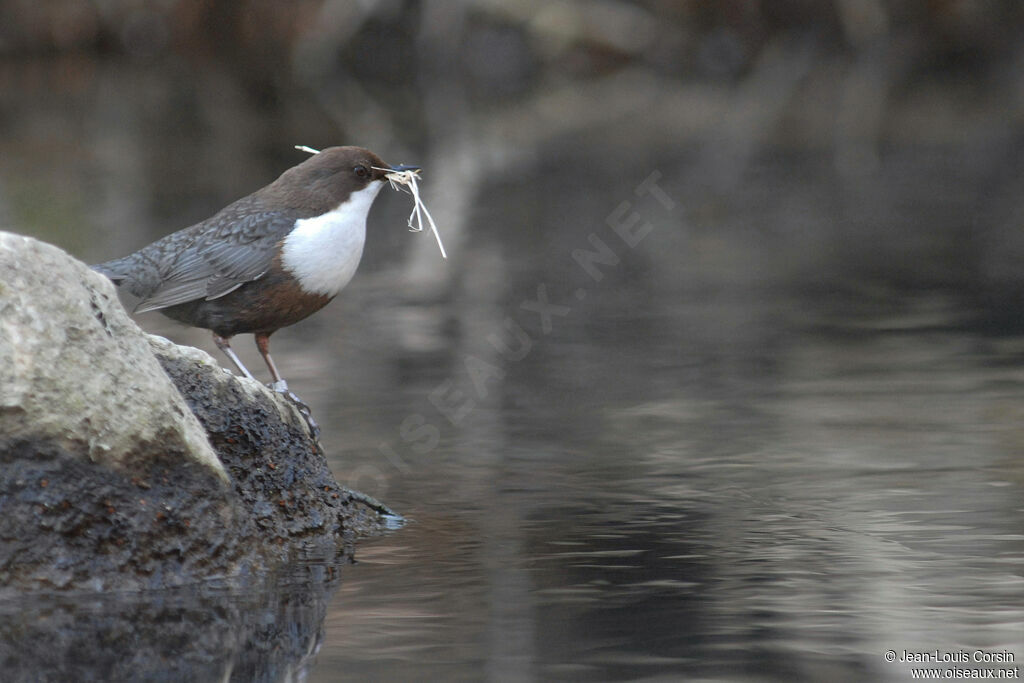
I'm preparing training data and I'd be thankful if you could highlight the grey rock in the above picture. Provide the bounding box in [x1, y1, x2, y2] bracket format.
[0, 232, 396, 593]
[0, 231, 225, 479]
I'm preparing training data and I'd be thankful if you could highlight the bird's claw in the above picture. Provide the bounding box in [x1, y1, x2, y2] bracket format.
[268, 382, 322, 446]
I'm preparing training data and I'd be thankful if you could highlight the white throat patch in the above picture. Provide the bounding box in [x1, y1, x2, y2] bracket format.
[279, 182, 383, 297]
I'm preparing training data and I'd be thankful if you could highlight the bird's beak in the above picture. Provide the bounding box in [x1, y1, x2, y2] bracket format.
[389, 164, 421, 173]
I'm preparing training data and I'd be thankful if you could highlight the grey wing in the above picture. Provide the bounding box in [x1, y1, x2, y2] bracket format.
[133, 207, 297, 314]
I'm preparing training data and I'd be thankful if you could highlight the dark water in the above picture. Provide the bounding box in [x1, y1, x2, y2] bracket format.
[3, 74, 1024, 682]
[299, 288, 1024, 682]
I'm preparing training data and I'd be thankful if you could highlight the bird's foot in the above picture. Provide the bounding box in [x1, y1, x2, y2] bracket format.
[268, 381, 322, 446]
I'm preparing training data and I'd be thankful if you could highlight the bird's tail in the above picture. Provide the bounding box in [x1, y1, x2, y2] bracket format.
[90, 258, 131, 286]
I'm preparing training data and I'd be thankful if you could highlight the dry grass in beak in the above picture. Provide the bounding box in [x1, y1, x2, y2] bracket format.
[376, 167, 448, 260]
[297, 146, 447, 260]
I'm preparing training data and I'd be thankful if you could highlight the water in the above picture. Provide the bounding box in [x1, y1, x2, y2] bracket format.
[301, 290, 1024, 682]
[3, 67, 1024, 682]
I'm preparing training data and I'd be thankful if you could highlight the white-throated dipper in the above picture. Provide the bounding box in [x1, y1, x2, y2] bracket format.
[93, 146, 418, 398]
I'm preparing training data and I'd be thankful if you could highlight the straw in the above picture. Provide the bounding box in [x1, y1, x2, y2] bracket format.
[296, 145, 447, 260]
[377, 167, 448, 260]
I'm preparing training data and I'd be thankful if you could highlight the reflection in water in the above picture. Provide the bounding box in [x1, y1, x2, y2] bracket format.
[309, 302, 1024, 682]
[0, 554, 346, 682]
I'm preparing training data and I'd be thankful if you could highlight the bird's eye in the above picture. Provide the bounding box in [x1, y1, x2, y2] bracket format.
[354, 165, 369, 178]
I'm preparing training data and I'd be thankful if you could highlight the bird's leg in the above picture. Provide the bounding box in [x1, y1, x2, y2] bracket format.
[213, 334, 257, 381]
[254, 332, 287, 392]
[254, 332, 321, 444]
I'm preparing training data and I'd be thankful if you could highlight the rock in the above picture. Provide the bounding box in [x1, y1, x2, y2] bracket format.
[0, 231, 224, 478]
[0, 232, 396, 593]
[148, 335, 396, 543]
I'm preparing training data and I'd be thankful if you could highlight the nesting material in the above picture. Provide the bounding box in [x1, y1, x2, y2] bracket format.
[378, 167, 448, 260]
[294, 145, 447, 260]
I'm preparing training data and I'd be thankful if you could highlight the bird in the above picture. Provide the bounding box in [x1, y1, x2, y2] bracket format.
[92, 146, 418, 396]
